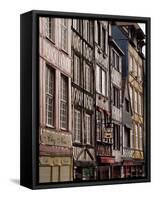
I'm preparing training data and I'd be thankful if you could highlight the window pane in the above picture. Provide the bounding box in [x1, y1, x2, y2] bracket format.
[74, 109, 81, 142]
[135, 124, 138, 149]
[96, 111, 101, 141]
[102, 69, 106, 95]
[85, 63, 91, 92]
[73, 54, 80, 85]
[60, 75, 68, 129]
[48, 18, 55, 41]
[46, 66, 54, 126]
[138, 94, 142, 115]
[61, 19, 68, 51]
[96, 65, 100, 92]
[134, 90, 138, 113]
[129, 86, 133, 109]
[129, 55, 133, 71]
[85, 114, 91, 144]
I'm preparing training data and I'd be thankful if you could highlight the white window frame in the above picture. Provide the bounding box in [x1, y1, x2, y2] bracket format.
[138, 93, 142, 115]
[85, 63, 91, 92]
[133, 59, 138, 76]
[96, 111, 102, 141]
[60, 74, 68, 130]
[139, 126, 143, 150]
[61, 19, 68, 52]
[85, 113, 91, 144]
[129, 86, 133, 109]
[112, 49, 120, 71]
[96, 65, 106, 96]
[129, 55, 133, 72]
[74, 109, 81, 143]
[46, 66, 55, 127]
[73, 54, 81, 85]
[97, 21, 106, 52]
[135, 124, 138, 149]
[73, 19, 82, 34]
[47, 18, 55, 42]
[134, 90, 138, 113]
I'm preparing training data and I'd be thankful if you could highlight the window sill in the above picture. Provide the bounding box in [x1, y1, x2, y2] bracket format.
[60, 128, 68, 132]
[46, 124, 55, 129]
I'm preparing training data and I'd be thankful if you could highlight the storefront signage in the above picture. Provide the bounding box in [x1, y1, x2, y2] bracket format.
[41, 130, 72, 147]
[40, 156, 72, 166]
[104, 127, 113, 139]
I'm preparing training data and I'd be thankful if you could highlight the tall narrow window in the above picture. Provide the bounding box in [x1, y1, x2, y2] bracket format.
[113, 86, 120, 108]
[96, 111, 102, 141]
[61, 19, 68, 52]
[73, 54, 81, 85]
[131, 129, 134, 149]
[139, 126, 143, 150]
[85, 63, 91, 92]
[124, 126, 130, 148]
[46, 65, 55, 126]
[112, 50, 120, 71]
[135, 124, 138, 149]
[134, 90, 138, 113]
[47, 18, 55, 42]
[129, 86, 133, 109]
[85, 114, 91, 144]
[113, 124, 120, 150]
[138, 93, 142, 115]
[101, 69, 106, 95]
[60, 75, 68, 130]
[102, 27, 106, 52]
[76, 19, 82, 34]
[96, 65, 106, 95]
[97, 21, 106, 52]
[97, 21, 101, 47]
[125, 99, 130, 112]
[134, 60, 138, 76]
[85, 20, 93, 44]
[129, 55, 133, 72]
[138, 65, 142, 81]
[74, 109, 81, 143]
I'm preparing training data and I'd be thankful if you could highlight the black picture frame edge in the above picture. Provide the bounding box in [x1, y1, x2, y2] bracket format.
[20, 10, 151, 190]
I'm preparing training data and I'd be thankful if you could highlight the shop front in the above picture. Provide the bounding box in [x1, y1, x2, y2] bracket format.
[112, 163, 122, 179]
[39, 129, 73, 183]
[74, 161, 96, 181]
[122, 160, 145, 178]
[97, 156, 115, 180]
[39, 154, 73, 183]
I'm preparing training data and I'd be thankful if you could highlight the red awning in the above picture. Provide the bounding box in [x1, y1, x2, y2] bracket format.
[98, 156, 115, 164]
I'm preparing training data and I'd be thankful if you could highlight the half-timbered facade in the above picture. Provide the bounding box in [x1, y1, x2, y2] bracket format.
[109, 36, 124, 178]
[111, 22, 145, 178]
[71, 19, 96, 181]
[94, 21, 114, 180]
[38, 17, 145, 183]
[39, 17, 73, 183]
[121, 79, 133, 178]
